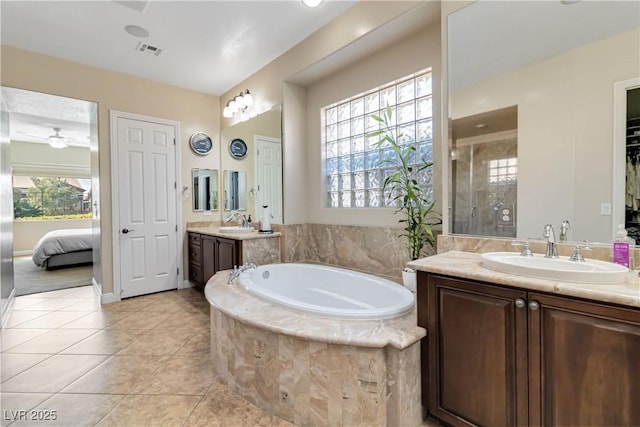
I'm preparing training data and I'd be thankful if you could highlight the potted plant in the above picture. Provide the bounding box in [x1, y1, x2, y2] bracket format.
[368, 105, 439, 291]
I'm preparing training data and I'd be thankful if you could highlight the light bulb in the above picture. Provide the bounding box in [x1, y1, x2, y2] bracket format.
[234, 95, 244, 110]
[228, 99, 236, 112]
[302, 0, 323, 7]
[223, 106, 232, 118]
[243, 90, 253, 107]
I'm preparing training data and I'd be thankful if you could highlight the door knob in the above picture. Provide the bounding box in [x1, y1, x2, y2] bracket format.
[515, 298, 525, 308]
[529, 301, 539, 311]
[122, 228, 134, 234]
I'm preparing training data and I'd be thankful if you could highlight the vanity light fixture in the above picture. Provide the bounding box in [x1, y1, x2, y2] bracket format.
[223, 89, 254, 118]
[302, 0, 324, 7]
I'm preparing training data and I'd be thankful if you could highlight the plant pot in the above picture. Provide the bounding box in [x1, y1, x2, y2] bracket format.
[402, 267, 417, 292]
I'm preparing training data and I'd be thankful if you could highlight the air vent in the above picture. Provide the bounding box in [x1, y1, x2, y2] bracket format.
[136, 42, 162, 56]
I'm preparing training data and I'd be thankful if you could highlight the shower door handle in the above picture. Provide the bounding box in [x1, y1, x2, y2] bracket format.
[471, 205, 477, 218]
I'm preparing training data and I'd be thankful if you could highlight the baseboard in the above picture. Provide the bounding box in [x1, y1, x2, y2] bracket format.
[13, 250, 32, 257]
[1, 288, 16, 329]
[100, 292, 119, 304]
[181, 279, 195, 289]
[91, 277, 101, 299]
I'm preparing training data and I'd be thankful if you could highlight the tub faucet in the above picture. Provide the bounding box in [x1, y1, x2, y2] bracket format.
[543, 224, 559, 259]
[227, 262, 258, 284]
[559, 220, 571, 242]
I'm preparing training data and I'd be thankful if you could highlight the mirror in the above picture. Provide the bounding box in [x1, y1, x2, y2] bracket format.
[223, 170, 247, 211]
[448, 1, 640, 243]
[192, 168, 218, 211]
[220, 105, 283, 223]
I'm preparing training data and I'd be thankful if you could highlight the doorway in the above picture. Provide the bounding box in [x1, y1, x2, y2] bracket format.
[254, 135, 283, 224]
[1, 87, 99, 301]
[110, 111, 181, 299]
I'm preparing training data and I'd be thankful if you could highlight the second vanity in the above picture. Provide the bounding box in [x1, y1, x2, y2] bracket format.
[186, 225, 281, 287]
[409, 251, 640, 427]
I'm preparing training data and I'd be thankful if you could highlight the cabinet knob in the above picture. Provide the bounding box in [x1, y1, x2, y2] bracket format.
[515, 298, 525, 308]
[529, 301, 539, 311]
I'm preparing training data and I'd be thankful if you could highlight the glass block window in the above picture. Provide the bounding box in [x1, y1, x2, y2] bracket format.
[488, 158, 518, 184]
[324, 70, 433, 208]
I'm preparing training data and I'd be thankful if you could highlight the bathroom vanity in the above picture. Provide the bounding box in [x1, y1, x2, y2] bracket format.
[187, 227, 281, 287]
[410, 251, 640, 427]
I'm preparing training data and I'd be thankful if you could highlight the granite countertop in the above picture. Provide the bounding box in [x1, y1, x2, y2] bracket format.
[204, 271, 426, 350]
[187, 226, 281, 240]
[408, 251, 640, 308]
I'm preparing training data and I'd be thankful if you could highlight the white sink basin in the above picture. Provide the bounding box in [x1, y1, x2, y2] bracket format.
[481, 252, 628, 284]
[218, 226, 254, 234]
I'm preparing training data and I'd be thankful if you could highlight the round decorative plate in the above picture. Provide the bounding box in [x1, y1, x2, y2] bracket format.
[190, 132, 213, 155]
[228, 138, 248, 159]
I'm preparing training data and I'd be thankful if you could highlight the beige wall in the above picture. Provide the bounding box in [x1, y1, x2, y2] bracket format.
[10, 141, 90, 176]
[1, 46, 220, 295]
[305, 25, 442, 226]
[13, 219, 92, 254]
[450, 28, 640, 242]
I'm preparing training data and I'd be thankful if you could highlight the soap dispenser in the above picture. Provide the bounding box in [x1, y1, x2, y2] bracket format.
[612, 224, 635, 269]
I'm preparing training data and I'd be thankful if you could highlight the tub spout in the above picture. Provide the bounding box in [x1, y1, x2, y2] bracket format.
[227, 263, 258, 284]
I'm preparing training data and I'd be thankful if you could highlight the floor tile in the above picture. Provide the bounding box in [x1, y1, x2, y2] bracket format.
[175, 331, 210, 355]
[30, 287, 84, 299]
[106, 310, 173, 330]
[10, 298, 50, 310]
[19, 298, 89, 311]
[0, 354, 108, 393]
[95, 394, 202, 427]
[1, 353, 51, 382]
[9, 393, 125, 427]
[116, 328, 195, 356]
[133, 355, 214, 395]
[185, 384, 293, 427]
[62, 355, 168, 394]
[3, 311, 50, 328]
[4, 329, 99, 354]
[59, 310, 134, 329]
[63, 285, 97, 298]
[57, 298, 102, 312]
[99, 297, 155, 313]
[61, 329, 145, 355]
[0, 329, 49, 352]
[157, 311, 209, 329]
[12, 311, 92, 329]
[0, 393, 52, 427]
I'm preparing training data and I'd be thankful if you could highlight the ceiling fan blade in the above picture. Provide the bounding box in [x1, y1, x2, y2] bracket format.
[15, 130, 47, 139]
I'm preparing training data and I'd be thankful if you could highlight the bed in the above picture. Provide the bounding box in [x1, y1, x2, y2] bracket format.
[31, 228, 93, 270]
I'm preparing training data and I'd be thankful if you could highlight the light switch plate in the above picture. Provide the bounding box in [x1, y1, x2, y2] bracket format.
[600, 203, 612, 215]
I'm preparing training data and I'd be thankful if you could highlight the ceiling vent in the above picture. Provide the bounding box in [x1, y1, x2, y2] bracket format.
[114, 0, 150, 13]
[136, 42, 162, 56]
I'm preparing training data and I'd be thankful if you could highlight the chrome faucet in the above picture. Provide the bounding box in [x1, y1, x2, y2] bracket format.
[559, 220, 571, 242]
[227, 262, 258, 284]
[543, 224, 559, 259]
[223, 210, 249, 228]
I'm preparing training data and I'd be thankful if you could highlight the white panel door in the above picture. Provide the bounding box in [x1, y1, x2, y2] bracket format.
[255, 136, 283, 224]
[116, 117, 178, 298]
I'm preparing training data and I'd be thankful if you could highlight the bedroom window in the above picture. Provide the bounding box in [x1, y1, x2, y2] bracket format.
[13, 176, 91, 220]
[322, 69, 433, 208]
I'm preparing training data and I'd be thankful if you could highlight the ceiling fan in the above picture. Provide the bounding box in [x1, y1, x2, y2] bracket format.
[15, 127, 71, 148]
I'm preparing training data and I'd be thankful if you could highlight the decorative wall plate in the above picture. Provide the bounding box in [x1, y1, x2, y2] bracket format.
[228, 138, 248, 159]
[190, 132, 213, 155]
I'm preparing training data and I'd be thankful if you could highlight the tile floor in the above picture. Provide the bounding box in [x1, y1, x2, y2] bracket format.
[1, 285, 292, 426]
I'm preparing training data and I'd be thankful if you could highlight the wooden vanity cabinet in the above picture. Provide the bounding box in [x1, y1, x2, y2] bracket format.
[419, 272, 640, 427]
[188, 232, 242, 286]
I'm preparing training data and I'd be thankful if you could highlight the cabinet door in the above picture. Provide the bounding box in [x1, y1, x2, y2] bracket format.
[528, 293, 640, 426]
[426, 274, 528, 427]
[201, 236, 216, 285]
[216, 237, 241, 271]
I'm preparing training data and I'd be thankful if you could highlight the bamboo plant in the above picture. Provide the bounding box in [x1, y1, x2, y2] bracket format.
[368, 105, 439, 261]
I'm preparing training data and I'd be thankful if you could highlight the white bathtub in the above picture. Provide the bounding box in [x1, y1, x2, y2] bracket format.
[237, 263, 414, 320]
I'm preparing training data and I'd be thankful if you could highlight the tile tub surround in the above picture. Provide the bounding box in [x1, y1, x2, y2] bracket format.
[274, 223, 437, 282]
[437, 234, 640, 268]
[206, 271, 426, 426]
[408, 251, 640, 308]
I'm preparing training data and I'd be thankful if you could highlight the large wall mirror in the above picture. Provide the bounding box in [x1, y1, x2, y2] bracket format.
[220, 105, 283, 223]
[192, 168, 218, 211]
[448, 1, 640, 243]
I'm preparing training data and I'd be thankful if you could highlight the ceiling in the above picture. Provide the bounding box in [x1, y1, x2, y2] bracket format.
[0, 0, 355, 96]
[449, 0, 640, 90]
[1, 0, 360, 146]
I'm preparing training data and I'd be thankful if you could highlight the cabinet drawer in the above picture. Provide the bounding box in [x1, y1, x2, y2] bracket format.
[189, 263, 202, 285]
[189, 243, 202, 266]
[188, 232, 201, 245]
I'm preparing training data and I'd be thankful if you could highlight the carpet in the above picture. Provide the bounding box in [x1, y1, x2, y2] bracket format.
[13, 256, 93, 296]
